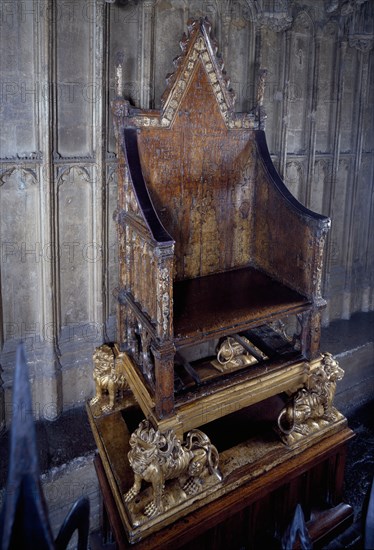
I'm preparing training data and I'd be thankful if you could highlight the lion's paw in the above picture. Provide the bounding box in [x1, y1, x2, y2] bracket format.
[124, 487, 138, 503]
[323, 413, 337, 422]
[183, 477, 201, 495]
[101, 403, 114, 413]
[144, 501, 161, 518]
[294, 424, 310, 436]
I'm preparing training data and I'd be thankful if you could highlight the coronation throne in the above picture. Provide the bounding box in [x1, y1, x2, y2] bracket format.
[86, 18, 353, 545]
[112, 18, 330, 435]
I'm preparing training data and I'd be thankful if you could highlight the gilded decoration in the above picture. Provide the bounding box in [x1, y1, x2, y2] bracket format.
[90, 343, 128, 415]
[277, 353, 345, 445]
[136, 322, 154, 386]
[114, 17, 261, 131]
[212, 335, 267, 372]
[124, 419, 222, 518]
[159, 18, 236, 128]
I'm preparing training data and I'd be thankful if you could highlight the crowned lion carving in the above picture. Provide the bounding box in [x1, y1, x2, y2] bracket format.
[124, 419, 222, 517]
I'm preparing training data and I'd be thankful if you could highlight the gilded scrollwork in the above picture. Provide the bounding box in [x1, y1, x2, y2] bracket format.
[313, 225, 330, 301]
[124, 419, 222, 518]
[159, 266, 171, 336]
[277, 353, 344, 445]
[135, 321, 154, 386]
[155, 250, 174, 339]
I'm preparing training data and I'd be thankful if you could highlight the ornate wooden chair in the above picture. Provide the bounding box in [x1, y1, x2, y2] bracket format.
[112, 18, 330, 434]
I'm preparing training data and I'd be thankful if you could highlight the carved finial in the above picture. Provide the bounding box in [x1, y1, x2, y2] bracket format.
[115, 51, 125, 97]
[116, 64, 123, 97]
[255, 68, 268, 129]
[256, 68, 268, 107]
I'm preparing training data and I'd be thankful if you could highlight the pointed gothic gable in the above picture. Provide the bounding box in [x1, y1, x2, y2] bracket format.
[160, 18, 236, 128]
[124, 18, 259, 131]
[113, 18, 267, 280]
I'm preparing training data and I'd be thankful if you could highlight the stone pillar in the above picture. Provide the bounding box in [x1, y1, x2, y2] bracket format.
[139, 0, 156, 109]
[0, 364, 4, 434]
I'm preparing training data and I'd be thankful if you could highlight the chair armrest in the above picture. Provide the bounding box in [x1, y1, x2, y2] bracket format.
[123, 128, 174, 245]
[253, 131, 330, 304]
[115, 128, 175, 341]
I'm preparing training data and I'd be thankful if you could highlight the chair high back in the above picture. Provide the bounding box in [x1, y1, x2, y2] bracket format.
[112, 18, 330, 422]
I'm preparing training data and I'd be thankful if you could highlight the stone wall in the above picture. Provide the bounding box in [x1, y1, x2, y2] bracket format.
[0, 0, 373, 425]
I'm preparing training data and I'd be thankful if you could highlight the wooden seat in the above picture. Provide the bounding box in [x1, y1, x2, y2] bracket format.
[112, 18, 330, 429]
[173, 267, 310, 345]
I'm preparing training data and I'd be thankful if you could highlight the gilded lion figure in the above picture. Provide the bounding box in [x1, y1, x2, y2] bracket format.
[90, 343, 128, 413]
[124, 419, 222, 517]
[277, 352, 344, 442]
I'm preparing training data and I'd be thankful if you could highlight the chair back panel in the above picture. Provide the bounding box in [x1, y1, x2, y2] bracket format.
[137, 61, 256, 281]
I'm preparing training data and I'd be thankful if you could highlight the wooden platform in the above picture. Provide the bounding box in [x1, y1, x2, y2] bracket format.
[88, 400, 354, 548]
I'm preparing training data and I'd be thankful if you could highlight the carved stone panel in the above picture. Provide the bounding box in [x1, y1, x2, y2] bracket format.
[55, 1, 96, 157]
[285, 160, 304, 203]
[340, 46, 358, 153]
[0, 6, 38, 158]
[287, 12, 314, 154]
[327, 159, 350, 320]
[364, 54, 374, 151]
[259, 28, 285, 154]
[352, 157, 373, 310]
[331, 159, 350, 269]
[154, 4, 187, 109]
[0, 169, 41, 350]
[107, 2, 142, 152]
[315, 23, 339, 154]
[311, 159, 330, 215]
[226, 15, 256, 113]
[57, 166, 93, 328]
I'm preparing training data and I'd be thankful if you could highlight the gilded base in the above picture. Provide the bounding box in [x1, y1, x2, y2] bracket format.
[89, 391, 136, 418]
[275, 408, 346, 447]
[86, 400, 349, 543]
[124, 419, 222, 519]
[126, 470, 222, 529]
